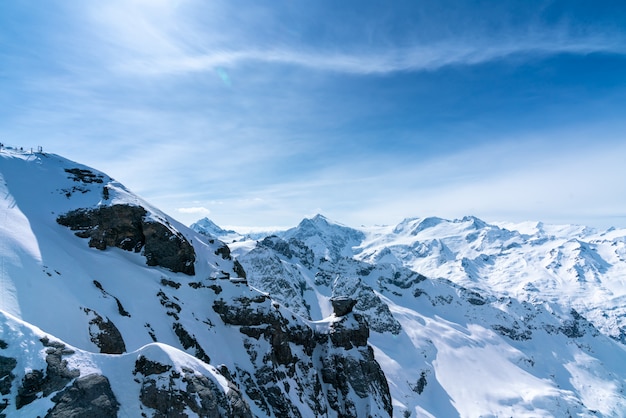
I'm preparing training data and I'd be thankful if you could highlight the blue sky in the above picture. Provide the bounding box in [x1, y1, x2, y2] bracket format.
[2, 0, 626, 229]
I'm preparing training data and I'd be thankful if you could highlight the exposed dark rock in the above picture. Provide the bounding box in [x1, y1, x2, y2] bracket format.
[213, 295, 271, 327]
[135, 360, 251, 418]
[213, 294, 392, 417]
[160, 277, 181, 289]
[16, 338, 80, 409]
[259, 236, 293, 258]
[188, 281, 223, 294]
[58, 204, 146, 252]
[83, 308, 127, 354]
[320, 346, 392, 417]
[64, 168, 104, 184]
[233, 259, 247, 279]
[0, 355, 16, 415]
[16, 369, 45, 409]
[172, 323, 211, 364]
[0, 356, 16, 395]
[92, 280, 131, 317]
[386, 270, 427, 289]
[157, 290, 182, 320]
[114, 297, 131, 317]
[410, 371, 428, 395]
[492, 324, 532, 341]
[331, 297, 357, 317]
[215, 244, 232, 260]
[143, 221, 196, 275]
[560, 309, 598, 338]
[46, 374, 118, 418]
[0, 340, 7, 349]
[134, 356, 171, 376]
[57, 204, 196, 275]
[329, 314, 369, 350]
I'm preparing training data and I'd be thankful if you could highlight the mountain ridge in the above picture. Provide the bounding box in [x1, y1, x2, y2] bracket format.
[0, 149, 392, 417]
[3, 148, 626, 417]
[212, 211, 626, 416]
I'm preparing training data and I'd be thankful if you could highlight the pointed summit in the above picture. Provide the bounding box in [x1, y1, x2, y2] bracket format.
[190, 217, 236, 237]
[285, 214, 365, 261]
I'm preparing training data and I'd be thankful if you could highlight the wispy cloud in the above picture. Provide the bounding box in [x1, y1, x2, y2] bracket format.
[78, 1, 626, 77]
[117, 36, 626, 76]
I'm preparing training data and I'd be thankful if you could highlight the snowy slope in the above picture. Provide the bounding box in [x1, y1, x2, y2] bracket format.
[216, 213, 626, 417]
[0, 149, 392, 417]
[355, 216, 626, 342]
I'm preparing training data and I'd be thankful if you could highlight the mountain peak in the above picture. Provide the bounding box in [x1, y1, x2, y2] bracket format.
[190, 217, 236, 236]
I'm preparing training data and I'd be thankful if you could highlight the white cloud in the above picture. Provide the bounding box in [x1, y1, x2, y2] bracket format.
[176, 206, 211, 215]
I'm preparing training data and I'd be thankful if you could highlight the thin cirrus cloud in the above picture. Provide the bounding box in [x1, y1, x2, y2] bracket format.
[80, 1, 626, 77]
[117, 36, 626, 77]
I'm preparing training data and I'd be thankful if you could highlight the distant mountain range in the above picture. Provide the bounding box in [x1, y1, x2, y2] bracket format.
[2, 148, 626, 417]
[194, 212, 626, 416]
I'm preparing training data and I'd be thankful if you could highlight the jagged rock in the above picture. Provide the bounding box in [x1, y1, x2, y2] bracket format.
[134, 357, 251, 418]
[329, 314, 369, 350]
[331, 297, 357, 317]
[0, 356, 16, 395]
[16, 369, 46, 409]
[64, 168, 104, 184]
[0, 355, 16, 415]
[57, 204, 195, 275]
[143, 220, 196, 275]
[320, 347, 392, 417]
[259, 236, 293, 258]
[172, 322, 211, 364]
[46, 374, 119, 418]
[16, 338, 80, 409]
[57, 204, 146, 251]
[83, 308, 127, 354]
[215, 243, 232, 260]
[213, 295, 392, 417]
[560, 309, 599, 338]
[233, 259, 247, 279]
[134, 356, 171, 376]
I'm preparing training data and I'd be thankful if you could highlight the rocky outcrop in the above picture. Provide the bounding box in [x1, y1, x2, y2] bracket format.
[83, 308, 127, 354]
[16, 338, 80, 409]
[46, 374, 119, 418]
[213, 294, 392, 417]
[331, 296, 357, 317]
[57, 204, 195, 275]
[133, 355, 252, 418]
[0, 355, 16, 417]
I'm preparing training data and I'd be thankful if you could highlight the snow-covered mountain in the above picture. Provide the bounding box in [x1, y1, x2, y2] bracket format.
[211, 213, 626, 417]
[4, 146, 626, 417]
[0, 149, 391, 417]
[190, 218, 243, 243]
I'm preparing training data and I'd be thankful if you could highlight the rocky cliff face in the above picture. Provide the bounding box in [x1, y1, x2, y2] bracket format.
[57, 204, 196, 275]
[212, 293, 392, 417]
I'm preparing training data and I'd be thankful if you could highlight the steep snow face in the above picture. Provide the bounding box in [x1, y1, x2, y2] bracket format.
[224, 213, 626, 417]
[0, 150, 392, 417]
